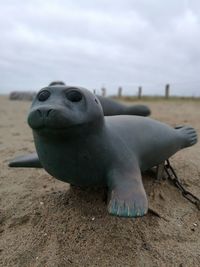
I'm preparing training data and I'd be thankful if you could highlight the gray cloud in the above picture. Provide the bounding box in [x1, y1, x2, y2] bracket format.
[0, 0, 200, 96]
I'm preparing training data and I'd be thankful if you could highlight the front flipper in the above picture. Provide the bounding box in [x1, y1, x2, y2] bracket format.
[9, 153, 42, 168]
[107, 162, 148, 217]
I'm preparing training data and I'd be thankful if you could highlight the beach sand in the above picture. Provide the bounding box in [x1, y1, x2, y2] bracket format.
[0, 96, 199, 267]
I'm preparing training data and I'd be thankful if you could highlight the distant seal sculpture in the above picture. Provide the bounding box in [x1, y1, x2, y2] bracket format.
[48, 81, 151, 116]
[9, 86, 198, 217]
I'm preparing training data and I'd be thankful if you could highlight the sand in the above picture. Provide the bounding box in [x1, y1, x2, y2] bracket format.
[0, 96, 199, 267]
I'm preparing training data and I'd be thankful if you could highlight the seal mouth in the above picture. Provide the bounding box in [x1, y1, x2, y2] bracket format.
[30, 117, 89, 133]
[27, 106, 84, 131]
[31, 122, 81, 131]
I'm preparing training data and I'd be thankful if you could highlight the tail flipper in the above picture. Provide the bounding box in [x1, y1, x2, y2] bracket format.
[127, 105, 151, 116]
[97, 95, 151, 116]
[175, 125, 198, 148]
[9, 153, 42, 168]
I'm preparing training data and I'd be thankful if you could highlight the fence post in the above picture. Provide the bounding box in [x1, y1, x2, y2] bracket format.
[138, 86, 142, 99]
[118, 86, 122, 98]
[101, 87, 106, 97]
[165, 84, 170, 99]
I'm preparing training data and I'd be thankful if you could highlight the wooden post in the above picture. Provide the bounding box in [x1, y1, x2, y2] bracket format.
[118, 86, 122, 98]
[165, 84, 170, 99]
[101, 87, 106, 97]
[138, 86, 142, 99]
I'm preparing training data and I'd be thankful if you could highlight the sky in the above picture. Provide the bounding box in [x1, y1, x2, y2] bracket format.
[0, 0, 200, 96]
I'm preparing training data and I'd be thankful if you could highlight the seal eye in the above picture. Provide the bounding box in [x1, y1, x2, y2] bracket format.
[38, 90, 51, 101]
[66, 91, 82, 102]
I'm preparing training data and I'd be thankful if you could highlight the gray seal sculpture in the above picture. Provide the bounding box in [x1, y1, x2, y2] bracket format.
[48, 81, 151, 117]
[9, 86, 198, 217]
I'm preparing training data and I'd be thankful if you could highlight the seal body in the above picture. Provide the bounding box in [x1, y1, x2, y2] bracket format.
[9, 86, 198, 217]
[33, 116, 192, 186]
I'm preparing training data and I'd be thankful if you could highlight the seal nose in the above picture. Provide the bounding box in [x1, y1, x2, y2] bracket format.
[36, 108, 54, 118]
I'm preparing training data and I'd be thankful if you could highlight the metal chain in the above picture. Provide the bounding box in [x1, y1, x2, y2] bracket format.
[164, 160, 200, 210]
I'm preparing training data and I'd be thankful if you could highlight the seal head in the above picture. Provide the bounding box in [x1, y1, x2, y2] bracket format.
[28, 86, 104, 137]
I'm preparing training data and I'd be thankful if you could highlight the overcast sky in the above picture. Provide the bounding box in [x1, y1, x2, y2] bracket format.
[0, 0, 200, 96]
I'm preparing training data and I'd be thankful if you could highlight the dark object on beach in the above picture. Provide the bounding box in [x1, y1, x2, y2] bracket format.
[9, 85, 198, 217]
[9, 91, 36, 101]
